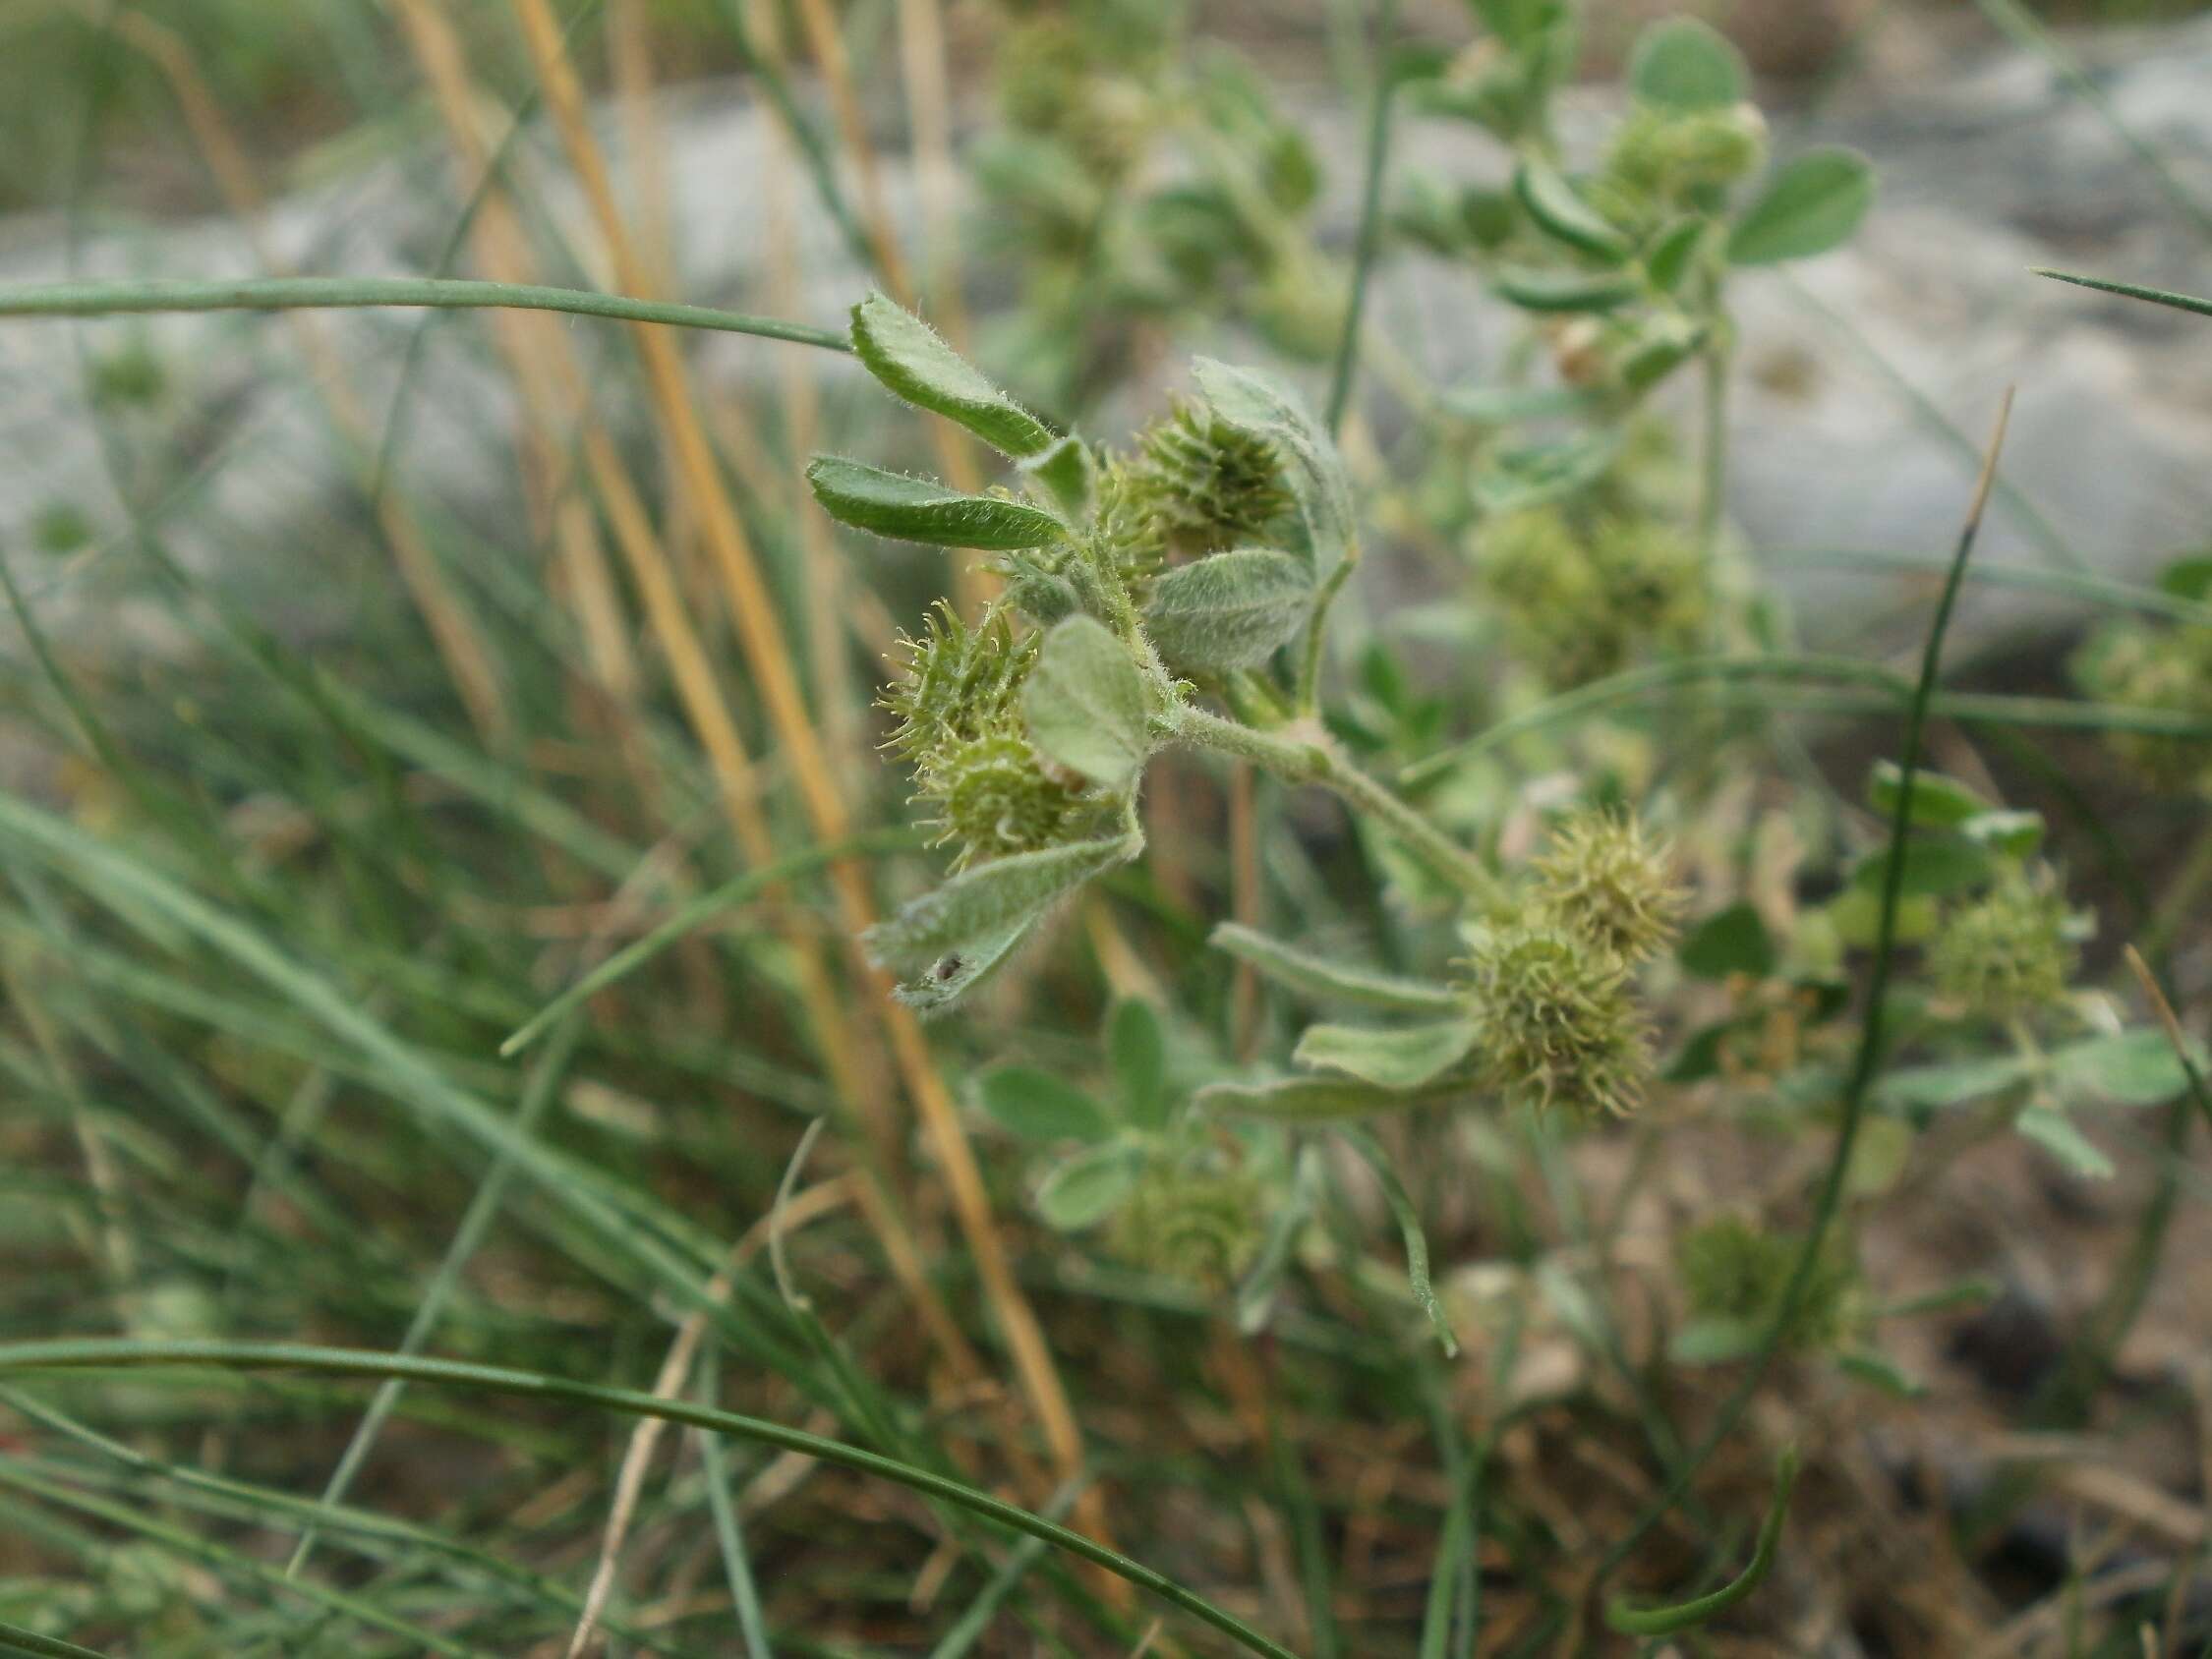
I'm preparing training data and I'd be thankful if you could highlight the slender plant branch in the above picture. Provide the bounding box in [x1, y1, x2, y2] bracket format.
[1322, 0, 1402, 435]
[0, 1339, 1301, 1659]
[0, 276, 852, 351]
[1166, 705, 1508, 911]
[1595, 389, 2014, 1586]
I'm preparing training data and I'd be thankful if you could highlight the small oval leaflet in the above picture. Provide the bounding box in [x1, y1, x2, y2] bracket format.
[849, 291, 1057, 460]
[1143, 548, 1313, 673]
[1726, 146, 1875, 266]
[806, 456, 1067, 550]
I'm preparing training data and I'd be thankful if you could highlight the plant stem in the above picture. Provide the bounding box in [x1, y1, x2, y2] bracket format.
[1697, 326, 1729, 553]
[1167, 705, 1508, 911]
[1595, 390, 2013, 1589]
[0, 276, 851, 352]
[1322, 0, 1401, 437]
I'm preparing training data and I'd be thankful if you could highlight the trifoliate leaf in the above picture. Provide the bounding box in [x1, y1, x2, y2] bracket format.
[1021, 615, 1151, 792]
[807, 457, 1066, 549]
[1142, 547, 1313, 672]
[1726, 146, 1874, 264]
[1294, 1019, 1479, 1088]
[849, 292, 1057, 459]
[1847, 834, 1992, 897]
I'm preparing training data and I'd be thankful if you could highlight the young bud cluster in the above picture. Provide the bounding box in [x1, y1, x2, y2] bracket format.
[2071, 619, 2212, 796]
[1107, 1155, 1268, 1291]
[1675, 1214, 1859, 1353]
[1472, 507, 1712, 687]
[1600, 102, 1769, 218]
[1927, 870, 2077, 1022]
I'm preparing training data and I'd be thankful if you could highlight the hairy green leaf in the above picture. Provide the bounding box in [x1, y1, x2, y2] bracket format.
[1021, 616, 1152, 791]
[1143, 548, 1313, 672]
[849, 292, 1056, 459]
[1209, 923, 1464, 1012]
[1195, 1075, 1454, 1121]
[1294, 1019, 1478, 1088]
[2015, 1105, 2114, 1178]
[862, 832, 1143, 1012]
[806, 457, 1065, 549]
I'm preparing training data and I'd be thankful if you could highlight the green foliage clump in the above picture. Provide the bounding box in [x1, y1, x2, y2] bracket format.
[1675, 1215, 1859, 1352]
[1600, 101, 1769, 216]
[1107, 1155, 1268, 1289]
[1927, 871, 2078, 1021]
[1473, 507, 1712, 686]
[2071, 619, 2212, 794]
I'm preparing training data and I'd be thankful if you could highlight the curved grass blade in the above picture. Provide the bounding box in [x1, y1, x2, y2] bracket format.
[0, 276, 850, 351]
[1605, 1446, 1801, 1635]
[0, 1623, 113, 1659]
[0, 1339, 1305, 1659]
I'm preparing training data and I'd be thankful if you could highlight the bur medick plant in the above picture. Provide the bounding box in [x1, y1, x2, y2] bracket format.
[968, 0, 1337, 408]
[1393, 10, 1874, 687]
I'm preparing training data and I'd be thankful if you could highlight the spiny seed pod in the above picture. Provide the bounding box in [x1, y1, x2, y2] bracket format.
[2071, 620, 2212, 795]
[931, 729, 1085, 867]
[1128, 401, 1292, 560]
[1927, 872, 2077, 1021]
[881, 603, 1037, 773]
[1532, 808, 1685, 966]
[1589, 516, 1711, 651]
[1675, 1215, 1858, 1353]
[1107, 1160, 1267, 1290]
[1603, 101, 1769, 209]
[1461, 922, 1653, 1117]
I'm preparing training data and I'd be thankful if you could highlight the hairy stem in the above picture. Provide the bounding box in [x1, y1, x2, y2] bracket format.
[1167, 705, 1508, 911]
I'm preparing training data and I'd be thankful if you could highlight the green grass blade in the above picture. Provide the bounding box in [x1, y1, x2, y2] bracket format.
[2034, 266, 2212, 319]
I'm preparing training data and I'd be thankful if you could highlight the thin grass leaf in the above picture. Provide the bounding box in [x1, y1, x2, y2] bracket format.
[1604, 1447, 1801, 1634]
[0, 1340, 1304, 1659]
[1332, 1126, 1458, 1354]
[0, 275, 849, 349]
